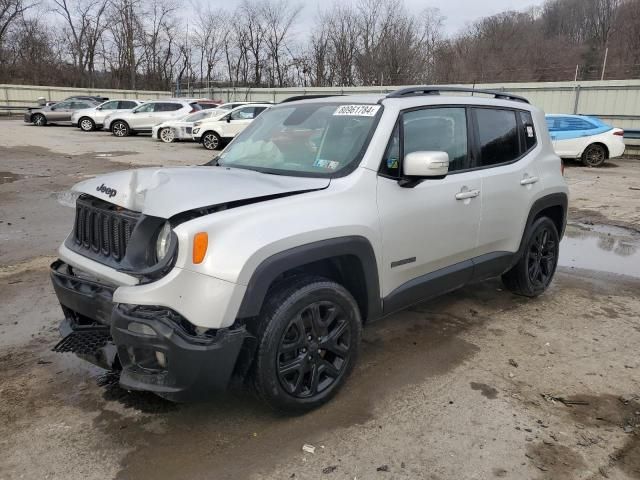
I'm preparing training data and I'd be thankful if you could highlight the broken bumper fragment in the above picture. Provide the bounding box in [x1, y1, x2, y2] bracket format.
[50, 260, 247, 401]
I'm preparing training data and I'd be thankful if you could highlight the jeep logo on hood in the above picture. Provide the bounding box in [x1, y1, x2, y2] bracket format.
[96, 183, 117, 198]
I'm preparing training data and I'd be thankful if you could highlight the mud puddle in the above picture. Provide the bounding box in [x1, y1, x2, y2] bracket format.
[559, 223, 640, 278]
[0, 171, 28, 184]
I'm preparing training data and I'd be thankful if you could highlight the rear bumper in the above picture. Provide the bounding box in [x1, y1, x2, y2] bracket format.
[50, 260, 248, 401]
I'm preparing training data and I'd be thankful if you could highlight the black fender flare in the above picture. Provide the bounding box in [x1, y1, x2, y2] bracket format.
[236, 236, 382, 322]
[515, 192, 568, 261]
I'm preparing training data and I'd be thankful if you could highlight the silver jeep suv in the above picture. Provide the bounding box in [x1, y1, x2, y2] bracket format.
[50, 87, 568, 412]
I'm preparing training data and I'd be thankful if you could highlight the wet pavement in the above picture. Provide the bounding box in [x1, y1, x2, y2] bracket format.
[559, 223, 640, 279]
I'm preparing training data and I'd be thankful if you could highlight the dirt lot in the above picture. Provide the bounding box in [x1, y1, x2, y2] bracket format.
[1, 120, 639, 480]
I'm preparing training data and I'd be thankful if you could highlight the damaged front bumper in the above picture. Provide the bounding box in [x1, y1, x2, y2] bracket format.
[50, 260, 248, 401]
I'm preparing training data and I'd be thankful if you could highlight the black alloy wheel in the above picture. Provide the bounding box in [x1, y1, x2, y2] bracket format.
[502, 217, 560, 297]
[252, 276, 361, 412]
[582, 143, 607, 167]
[526, 225, 557, 289]
[276, 300, 351, 398]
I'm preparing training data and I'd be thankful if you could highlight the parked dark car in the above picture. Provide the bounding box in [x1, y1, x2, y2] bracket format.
[25, 99, 100, 126]
[44, 95, 109, 107]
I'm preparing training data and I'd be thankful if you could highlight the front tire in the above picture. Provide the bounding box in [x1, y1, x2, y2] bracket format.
[202, 131, 221, 150]
[111, 120, 130, 137]
[159, 127, 175, 143]
[79, 117, 95, 132]
[502, 217, 559, 297]
[253, 276, 362, 413]
[581, 143, 607, 167]
[32, 113, 47, 126]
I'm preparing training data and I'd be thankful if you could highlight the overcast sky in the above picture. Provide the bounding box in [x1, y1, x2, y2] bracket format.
[196, 0, 547, 38]
[295, 0, 548, 36]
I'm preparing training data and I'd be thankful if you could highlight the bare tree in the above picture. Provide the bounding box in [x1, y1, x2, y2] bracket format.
[0, 0, 35, 51]
[192, 4, 227, 83]
[262, 0, 302, 86]
[52, 0, 109, 86]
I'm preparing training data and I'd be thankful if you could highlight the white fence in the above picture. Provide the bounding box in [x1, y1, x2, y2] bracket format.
[2, 80, 639, 153]
[0, 84, 170, 109]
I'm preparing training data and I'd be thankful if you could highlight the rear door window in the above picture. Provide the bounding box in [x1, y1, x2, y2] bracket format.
[100, 101, 119, 110]
[474, 108, 520, 167]
[135, 103, 155, 113]
[156, 103, 182, 112]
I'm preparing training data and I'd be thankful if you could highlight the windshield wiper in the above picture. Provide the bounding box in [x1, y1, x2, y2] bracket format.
[202, 156, 220, 166]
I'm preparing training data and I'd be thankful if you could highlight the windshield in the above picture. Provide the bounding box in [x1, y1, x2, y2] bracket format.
[217, 103, 381, 177]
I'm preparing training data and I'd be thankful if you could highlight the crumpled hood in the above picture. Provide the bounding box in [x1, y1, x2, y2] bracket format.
[72, 166, 330, 218]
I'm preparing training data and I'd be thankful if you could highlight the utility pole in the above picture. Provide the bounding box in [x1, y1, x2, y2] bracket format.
[601, 48, 609, 81]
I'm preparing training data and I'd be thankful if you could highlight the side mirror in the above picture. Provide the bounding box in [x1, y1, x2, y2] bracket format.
[226, 116, 231, 123]
[403, 151, 449, 179]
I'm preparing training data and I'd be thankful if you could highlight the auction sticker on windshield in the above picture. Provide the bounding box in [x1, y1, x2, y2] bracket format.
[333, 105, 381, 116]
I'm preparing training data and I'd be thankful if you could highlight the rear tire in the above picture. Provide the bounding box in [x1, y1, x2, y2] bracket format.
[202, 131, 221, 150]
[79, 117, 95, 132]
[111, 120, 129, 137]
[252, 276, 362, 413]
[32, 113, 46, 126]
[581, 143, 607, 167]
[502, 217, 559, 297]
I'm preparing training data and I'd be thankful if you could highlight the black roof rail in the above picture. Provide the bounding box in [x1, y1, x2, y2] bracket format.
[385, 86, 529, 104]
[279, 94, 343, 103]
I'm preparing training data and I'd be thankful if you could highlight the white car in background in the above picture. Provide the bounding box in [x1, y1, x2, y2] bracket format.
[192, 104, 271, 150]
[546, 114, 626, 167]
[104, 99, 202, 137]
[151, 109, 228, 143]
[71, 99, 143, 131]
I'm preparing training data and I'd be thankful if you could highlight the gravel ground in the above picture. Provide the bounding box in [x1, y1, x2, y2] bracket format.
[1, 120, 639, 480]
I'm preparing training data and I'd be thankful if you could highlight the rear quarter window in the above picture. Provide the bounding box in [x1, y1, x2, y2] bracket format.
[474, 108, 520, 167]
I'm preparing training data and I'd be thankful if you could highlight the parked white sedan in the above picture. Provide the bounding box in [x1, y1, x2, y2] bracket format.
[192, 104, 271, 150]
[546, 114, 625, 167]
[151, 109, 227, 143]
[71, 99, 143, 131]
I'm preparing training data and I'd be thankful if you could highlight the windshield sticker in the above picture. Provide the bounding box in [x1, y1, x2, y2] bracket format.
[526, 125, 535, 138]
[333, 105, 380, 117]
[313, 159, 340, 170]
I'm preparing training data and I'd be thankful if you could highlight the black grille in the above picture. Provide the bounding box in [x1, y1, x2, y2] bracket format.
[53, 328, 111, 355]
[73, 195, 139, 261]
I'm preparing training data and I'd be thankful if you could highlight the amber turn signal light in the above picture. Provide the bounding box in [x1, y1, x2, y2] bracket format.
[192, 232, 208, 264]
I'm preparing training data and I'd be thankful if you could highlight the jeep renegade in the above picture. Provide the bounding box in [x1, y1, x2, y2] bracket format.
[50, 87, 568, 412]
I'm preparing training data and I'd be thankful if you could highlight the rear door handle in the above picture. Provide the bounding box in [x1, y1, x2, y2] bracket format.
[455, 189, 480, 200]
[520, 176, 539, 186]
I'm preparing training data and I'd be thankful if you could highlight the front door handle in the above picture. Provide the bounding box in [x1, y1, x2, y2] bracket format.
[520, 176, 540, 186]
[455, 189, 480, 200]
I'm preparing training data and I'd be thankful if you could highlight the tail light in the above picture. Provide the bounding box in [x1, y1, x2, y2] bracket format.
[189, 108, 197, 113]
[613, 130, 624, 136]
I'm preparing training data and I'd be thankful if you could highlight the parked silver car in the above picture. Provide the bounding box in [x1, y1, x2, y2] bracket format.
[24, 99, 99, 126]
[71, 99, 143, 131]
[103, 99, 202, 137]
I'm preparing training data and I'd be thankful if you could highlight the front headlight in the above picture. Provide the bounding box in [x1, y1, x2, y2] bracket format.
[155, 222, 172, 261]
